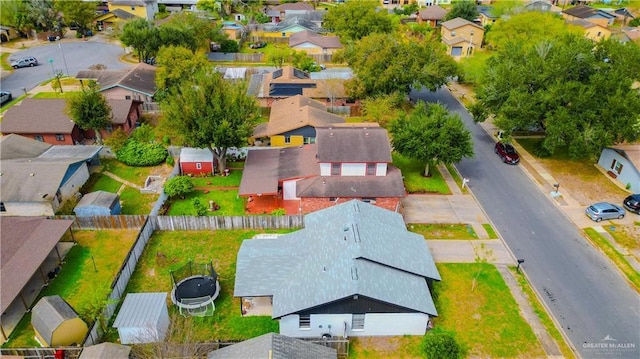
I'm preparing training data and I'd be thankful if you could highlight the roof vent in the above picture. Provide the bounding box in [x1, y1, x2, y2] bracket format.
[365, 132, 369, 137]
[329, 132, 334, 136]
[343, 226, 349, 232]
[351, 266, 358, 280]
[29, 173, 35, 177]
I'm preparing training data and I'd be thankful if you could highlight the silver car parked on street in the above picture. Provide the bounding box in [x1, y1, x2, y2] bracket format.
[585, 202, 625, 222]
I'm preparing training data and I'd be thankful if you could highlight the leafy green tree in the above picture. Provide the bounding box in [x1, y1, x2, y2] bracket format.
[103, 127, 129, 153]
[342, 33, 458, 98]
[67, 83, 112, 145]
[160, 69, 258, 173]
[55, 0, 96, 34]
[28, 0, 62, 32]
[474, 36, 640, 159]
[131, 123, 156, 143]
[155, 46, 209, 97]
[630, 18, 640, 27]
[390, 101, 474, 177]
[220, 39, 239, 53]
[323, 0, 396, 41]
[422, 328, 463, 359]
[192, 198, 208, 215]
[164, 176, 194, 199]
[361, 93, 404, 127]
[254, 12, 270, 24]
[120, 17, 160, 63]
[159, 12, 224, 53]
[267, 47, 291, 68]
[445, 0, 479, 22]
[1, 0, 33, 36]
[485, 11, 582, 50]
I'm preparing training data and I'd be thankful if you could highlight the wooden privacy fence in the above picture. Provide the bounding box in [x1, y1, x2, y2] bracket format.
[51, 215, 147, 230]
[83, 216, 155, 346]
[153, 215, 304, 231]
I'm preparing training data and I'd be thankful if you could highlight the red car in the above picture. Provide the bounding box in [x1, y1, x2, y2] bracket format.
[495, 142, 520, 165]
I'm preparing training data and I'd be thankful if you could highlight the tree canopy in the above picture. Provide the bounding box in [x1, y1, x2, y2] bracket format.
[155, 46, 209, 97]
[55, 0, 96, 34]
[445, 0, 479, 22]
[323, 0, 396, 42]
[67, 82, 112, 144]
[472, 35, 640, 159]
[160, 69, 258, 173]
[341, 33, 458, 98]
[120, 18, 160, 63]
[485, 11, 582, 50]
[390, 101, 474, 176]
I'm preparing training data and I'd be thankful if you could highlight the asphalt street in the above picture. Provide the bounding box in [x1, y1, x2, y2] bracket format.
[1, 40, 131, 97]
[411, 86, 640, 358]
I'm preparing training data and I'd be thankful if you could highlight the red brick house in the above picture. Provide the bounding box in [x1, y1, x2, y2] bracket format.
[0, 98, 141, 145]
[239, 126, 405, 214]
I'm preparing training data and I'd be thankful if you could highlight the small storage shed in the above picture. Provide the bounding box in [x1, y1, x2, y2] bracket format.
[31, 295, 88, 347]
[113, 292, 170, 344]
[79, 342, 131, 359]
[74, 191, 121, 216]
[180, 147, 215, 176]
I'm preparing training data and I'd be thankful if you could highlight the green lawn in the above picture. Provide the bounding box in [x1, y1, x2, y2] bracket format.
[125, 230, 294, 341]
[83, 173, 123, 194]
[3, 230, 138, 348]
[101, 158, 171, 186]
[408, 223, 478, 240]
[604, 223, 640, 254]
[167, 189, 244, 216]
[392, 153, 450, 194]
[191, 172, 242, 188]
[31, 91, 76, 99]
[433, 263, 545, 358]
[509, 267, 576, 359]
[584, 228, 640, 292]
[120, 187, 158, 215]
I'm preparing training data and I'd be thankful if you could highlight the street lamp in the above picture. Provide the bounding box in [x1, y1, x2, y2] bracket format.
[58, 43, 70, 77]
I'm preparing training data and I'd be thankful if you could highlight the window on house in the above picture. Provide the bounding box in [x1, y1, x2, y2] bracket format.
[131, 6, 135, 10]
[106, 124, 113, 134]
[329, 197, 337, 202]
[331, 163, 341, 176]
[451, 30, 456, 37]
[125, 95, 131, 100]
[614, 161, 623, 174]
[196, 163, 202, 170]
[304, 137, 314, 145]
[0, 202, 6, 212]
[362, 198, 376, 204]
[34, 135, 44, 142]
[55, 134, 65, 141]
[352, 314, 365, 330]
[285, 136, 291, 144]
[451, 47, 463, 56]
[597, 31, 602, 37]
[299, 314, 311, 329]
[282, 32, 286, 37]
[367, 163, 376, 176]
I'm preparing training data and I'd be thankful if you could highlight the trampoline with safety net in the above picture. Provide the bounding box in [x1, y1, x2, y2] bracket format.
[170, 260, 220, 317]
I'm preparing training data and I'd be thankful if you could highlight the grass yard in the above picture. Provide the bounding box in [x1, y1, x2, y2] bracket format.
[124, 230, 295, 341]
[191, 172, 242, 188]
[604, 223, 640, 256]
[120, 187, 158, 215]
[101, 158, 172, 187]
[4, 230, 138, 348]
[445, 163, 468, 193]
[433, 263, 545, 358]
[407, 223, 478, 240]
[482, 223, 499, 239]
[167, 189, 244, 216]
[392, 153, 450, 194]
[83, 173, 123, 194]
[509, 267, 576, 359]
[349, 336, 422, 359]
[31, 91, 76, 99]
[584, 228, 640, 291]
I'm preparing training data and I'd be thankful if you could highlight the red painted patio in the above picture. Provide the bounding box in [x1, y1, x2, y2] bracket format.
[244, 195, 301, 215]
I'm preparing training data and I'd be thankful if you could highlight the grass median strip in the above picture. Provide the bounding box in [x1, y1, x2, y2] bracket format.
[584, 228, 640, 291]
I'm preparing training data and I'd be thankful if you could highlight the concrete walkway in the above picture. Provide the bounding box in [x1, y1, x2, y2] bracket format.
[102, 171, 142, 190]
[426, 240, 515, 265]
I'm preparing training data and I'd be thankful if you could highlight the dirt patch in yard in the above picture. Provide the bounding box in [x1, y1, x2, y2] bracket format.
[349, 336, 422, 358]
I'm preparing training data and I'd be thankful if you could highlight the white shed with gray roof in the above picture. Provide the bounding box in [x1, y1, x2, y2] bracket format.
[113, 292, 169, 344]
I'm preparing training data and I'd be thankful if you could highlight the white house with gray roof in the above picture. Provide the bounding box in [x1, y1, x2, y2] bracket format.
[234, 200, 440, 338]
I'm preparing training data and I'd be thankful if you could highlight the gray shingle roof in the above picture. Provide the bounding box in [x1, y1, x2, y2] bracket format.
[75, 190, 119, 209]
[441, 17, 485, 30]
[0, 158, 82, 202]
[0, 134, 51, 160]
[208, 333, 337, 359]
[79, 343, 131, 359]
[113, 292, 167, 328]
[315, 127, 392, 163]
[180, 147, 213, 162]
[234, 200, 440, 318]
[31, 295, 83, 345]
[1, 218, 73, 313]
[289, 30, 342, 49]
[38, 145, 102, 160]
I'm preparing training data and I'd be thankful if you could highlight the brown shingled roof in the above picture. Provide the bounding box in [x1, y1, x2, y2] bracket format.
[1, 217, 73, 313]
[271, 2, 314, 11]
[75, 63, 156, 96]
[296, 165, 406, 198]
[289, 30, 342, 49]
[418, 6, 447, 20]
[315, 127, 392, 163]
[261, 66, 347, 100]
[0, 99, 76, 134]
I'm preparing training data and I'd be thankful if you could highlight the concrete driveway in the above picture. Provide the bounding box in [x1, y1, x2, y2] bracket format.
[402, 194, 487, 225]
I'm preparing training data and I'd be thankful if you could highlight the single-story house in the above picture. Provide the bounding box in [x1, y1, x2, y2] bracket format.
[95, 8, 137, 30]
[562, 5, 616, 27]
[288, 30, 342, 55]
[207, 333, 337, 359]
[262, 17, 324, 38]
[567, 18, 611, 40]
[76, 63, 157, 111]
[477, 6, 498, 26]
[440, 17, 485, 59]
[234, 200, 441, 338]
[108, 0, 158, 21]
[416, 6, 448, 27]
[74, 191, 121, 216]
[0, 217, 74, 343]
[0, 136, 101, 216]
[267, 2, 314, 23]
[79, 342, 131, 359]
[256, 66, 348, 107]
[251, 95, 345, 147]
[597, 145, 640, 193]
[113, 292, 170, 344]
[0, 25, 19, 42]
[31, 295, 88, 347]
[0, 98, 141, 145]
[180, 147, 215, 176]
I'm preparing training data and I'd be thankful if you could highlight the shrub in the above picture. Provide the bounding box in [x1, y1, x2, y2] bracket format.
[166, 155, 175, 167]
[221, 39, 239, 53]
[130, 123, 156, 143]
[117, 140, 167, 166]
[104, 127, 129, 154]
[192, 198, 207, 216]
[162, 135, 171, 146]
[271, 208, 286, 216]
[422, 328, 462, 359]
[164, 176, 194, 199]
